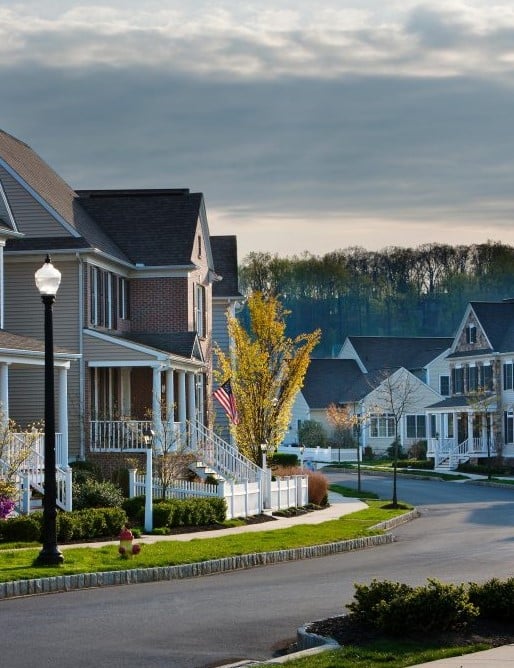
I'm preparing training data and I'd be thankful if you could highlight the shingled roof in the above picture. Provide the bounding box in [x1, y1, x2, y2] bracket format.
[0, 130, 129, 262]
[470, 300, 514, 353]
[0, 329, 73, 357]
[211, 235, 242, 299]
[77, 189, 203, 266]
[346, 336, 453, 373]
[120, 332, 201, 359]
[302, 359, 368, 409]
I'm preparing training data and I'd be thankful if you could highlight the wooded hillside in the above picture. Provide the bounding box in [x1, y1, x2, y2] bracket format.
[239, 242, 514, 356]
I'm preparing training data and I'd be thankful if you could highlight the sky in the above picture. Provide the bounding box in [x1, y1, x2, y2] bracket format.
[2, 1, 514, 260]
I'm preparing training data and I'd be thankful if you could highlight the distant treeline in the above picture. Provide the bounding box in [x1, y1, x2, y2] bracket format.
[239, 242, 514, 356]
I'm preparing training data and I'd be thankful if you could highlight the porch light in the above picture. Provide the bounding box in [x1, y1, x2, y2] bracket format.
[35, 255, 63, 565]
[260, 442, 268, 469]
[299, 444, 305, 470]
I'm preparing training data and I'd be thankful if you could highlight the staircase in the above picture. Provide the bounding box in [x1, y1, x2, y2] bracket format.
[1, 439, 72, 514]
[434, 439, 471, 471]
[186, 419, 262, 483]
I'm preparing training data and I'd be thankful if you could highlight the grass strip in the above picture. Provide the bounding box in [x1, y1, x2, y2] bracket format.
[329, 484, 379, 500]
[0, 501, 409, 583]
[263, 638, 491, 667]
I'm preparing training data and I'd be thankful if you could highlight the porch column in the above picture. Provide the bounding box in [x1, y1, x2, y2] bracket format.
[165, 368, 174, 422]
[152, 366, 163, 451]
[0, 362, 9, 423]
[177, 371, 186, 424]
[187, 372, 196, 422]
[120, 367, 131, 417]
[467, 412, 473, 451]
[57, 366, 69, 467]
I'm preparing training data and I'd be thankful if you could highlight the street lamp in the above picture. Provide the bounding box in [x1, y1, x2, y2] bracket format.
[35, 255, 64, 565]
[260, 442, 268, 470]
[299, 444, 305, 470]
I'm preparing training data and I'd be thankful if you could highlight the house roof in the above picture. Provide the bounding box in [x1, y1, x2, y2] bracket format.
[470, 300, 514, 353]
[211, 235, 243, 299]
[302, 359, 368, 408]
[77, 189, 203, 267]
[346, 336, 453, 373]
[0, 329, 74, 357]
[0, 130, 130, 263]
[120, 331, 201, 360]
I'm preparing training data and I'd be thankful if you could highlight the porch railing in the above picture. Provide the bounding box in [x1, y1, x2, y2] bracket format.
[90, 420, 153, 452]
[430, 435, 497, 469]
[187, 419, 262, 483]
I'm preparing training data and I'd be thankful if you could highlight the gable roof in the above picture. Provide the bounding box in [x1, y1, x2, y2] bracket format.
[345, 336, 453, 373]
[77, 189, 204, 267]
[211, 235, 243, 299]
[470, 300, 514, 353]
[302, 359, 368, 409]
[121, 331, 202, 360]
[0, 130, 130, 263]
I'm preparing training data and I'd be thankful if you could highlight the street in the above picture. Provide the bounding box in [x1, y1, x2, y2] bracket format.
[3, 471, 514, 668]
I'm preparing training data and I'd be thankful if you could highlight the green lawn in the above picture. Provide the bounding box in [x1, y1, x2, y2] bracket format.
[0, 501, 410, 583]
[262, 639, 491, 667]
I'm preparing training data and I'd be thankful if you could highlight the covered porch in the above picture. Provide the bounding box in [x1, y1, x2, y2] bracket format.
[426, 395, 497, 469]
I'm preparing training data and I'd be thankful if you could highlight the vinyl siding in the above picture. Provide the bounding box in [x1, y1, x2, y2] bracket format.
[0, 166, 71, 237]
[5, 258, 82, 458]
[84, 334, 159, 362]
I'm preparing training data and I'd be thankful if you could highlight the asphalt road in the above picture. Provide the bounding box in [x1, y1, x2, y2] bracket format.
[3, 472, 514, 668]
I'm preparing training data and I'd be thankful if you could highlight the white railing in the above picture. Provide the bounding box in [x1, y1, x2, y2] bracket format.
[278, 444, 359, 464]
[90, 420, 153, 451]
[128, 469, 308, 520]
[187, 419, 262, 483]
[431, 436, 497, 470]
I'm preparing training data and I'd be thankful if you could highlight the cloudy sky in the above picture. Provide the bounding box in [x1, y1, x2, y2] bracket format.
[2, 1, 514, 259]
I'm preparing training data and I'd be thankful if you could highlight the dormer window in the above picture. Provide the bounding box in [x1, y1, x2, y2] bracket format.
[466, 324, 477, 344]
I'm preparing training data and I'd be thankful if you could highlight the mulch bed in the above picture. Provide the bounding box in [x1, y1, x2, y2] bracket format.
[307, 614, 514, 649]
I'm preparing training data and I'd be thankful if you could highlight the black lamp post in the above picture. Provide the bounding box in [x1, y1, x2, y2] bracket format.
[35, 255, 64, 565]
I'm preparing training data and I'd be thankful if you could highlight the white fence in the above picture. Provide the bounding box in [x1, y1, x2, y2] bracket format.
[128, 468, 308, 522]
[278, 444, 359, 465]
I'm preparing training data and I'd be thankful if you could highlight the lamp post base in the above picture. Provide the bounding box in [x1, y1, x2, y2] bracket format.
[36, 545, 64, 565]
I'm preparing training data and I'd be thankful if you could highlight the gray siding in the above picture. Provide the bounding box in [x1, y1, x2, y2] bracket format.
[84, 335, 158, 362]
[0, 166, 70, 237]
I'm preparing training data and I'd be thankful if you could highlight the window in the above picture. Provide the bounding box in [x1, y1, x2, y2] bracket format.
[452, 367, 464, 394]
[195, 284, 206, 338]
[439, 375, 450, 396]
[505, 411, 514, 444]
[90, 265, 127, 329]
[503, 362, 514, 391]
[406, 415, 426, 439]
[197, 235, 202, 258]
[467, 365, 478, 392]
[481, 364, 493, 391]
[118, 277, 130, 320]
[466, 325, 477, 344]
[370, 414, 395, 438]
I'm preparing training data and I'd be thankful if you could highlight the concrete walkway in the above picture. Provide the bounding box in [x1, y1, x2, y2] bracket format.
[67, 491, 367, 549]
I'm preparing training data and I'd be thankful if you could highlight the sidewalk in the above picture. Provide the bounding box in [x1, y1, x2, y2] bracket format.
[410, 644, 514, 667]
[70, 491, 368, 549]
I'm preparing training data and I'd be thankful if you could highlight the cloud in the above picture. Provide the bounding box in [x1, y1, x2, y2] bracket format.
[1, 2, 514, 78]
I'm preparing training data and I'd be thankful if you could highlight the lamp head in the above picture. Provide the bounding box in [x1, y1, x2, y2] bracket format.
[260, 443, 267, 453]
[35, 255, 61, 296]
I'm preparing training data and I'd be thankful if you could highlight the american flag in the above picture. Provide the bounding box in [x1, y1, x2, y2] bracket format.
[213, 379, 239, 424]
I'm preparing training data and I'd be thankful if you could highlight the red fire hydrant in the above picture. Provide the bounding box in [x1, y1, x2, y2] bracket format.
[118, 527, 141, 558]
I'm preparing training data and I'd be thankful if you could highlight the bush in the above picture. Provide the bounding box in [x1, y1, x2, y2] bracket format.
[400, 458, 434, 470]
[73, 479, 125, 510]
[362, 446, 374, 462]
[152, 497, 226, 529]
[0, 513, 42, 542]
[407, 440, 427, 460]
[348, 579, 478, 636]
[386, 439, 408, 461]
[306, 471, 329, 506]
[122, 495, 146, 522]
[298, 420, 328, 448]
[468, 578, 514, 622]
[271, 453, 298, 468]
[70, 460, 101, 485]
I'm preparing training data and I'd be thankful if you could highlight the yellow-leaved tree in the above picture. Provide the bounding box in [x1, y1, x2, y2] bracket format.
[215, 292, 320, 465]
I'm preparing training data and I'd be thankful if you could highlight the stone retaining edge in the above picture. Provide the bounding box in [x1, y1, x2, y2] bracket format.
[0, 534, 394, 601]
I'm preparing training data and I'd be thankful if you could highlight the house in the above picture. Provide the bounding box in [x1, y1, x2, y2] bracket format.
[0, 129, 239, 475]
[210, 235, 243, 439]
[293, 336, 453, 455]
[426, 299, 514, 468]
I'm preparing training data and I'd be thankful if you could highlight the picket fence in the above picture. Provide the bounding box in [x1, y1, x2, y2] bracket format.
[128, 469, 308, 521]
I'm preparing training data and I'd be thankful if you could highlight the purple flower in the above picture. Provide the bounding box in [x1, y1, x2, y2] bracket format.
[0, 496, 15, 520]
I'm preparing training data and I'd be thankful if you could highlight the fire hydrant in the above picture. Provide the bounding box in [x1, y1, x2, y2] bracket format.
[118, 527, 140, 558]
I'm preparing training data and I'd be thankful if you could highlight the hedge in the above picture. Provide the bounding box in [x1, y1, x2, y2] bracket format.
[153, 497, 226, 529]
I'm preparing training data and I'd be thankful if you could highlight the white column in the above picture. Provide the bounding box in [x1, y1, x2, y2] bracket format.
[152, 366, 163, 451]
[0, 362, 9, 423]
[57, 366, 69, 467]
[467, 412, 473, 451]
[120, 367, 131, 417]
[165, 368, 174, 422]
[187, 372, 196, 421]
[177, 371, 186, 424]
